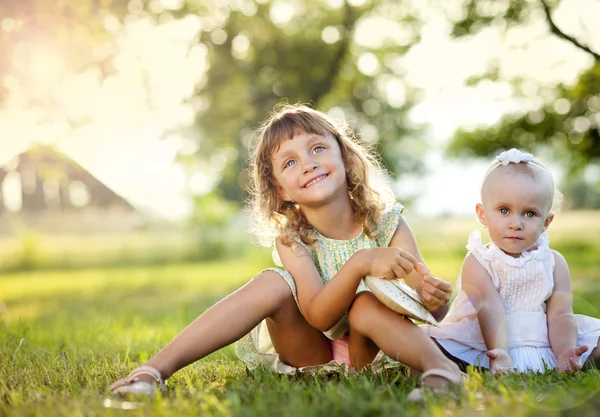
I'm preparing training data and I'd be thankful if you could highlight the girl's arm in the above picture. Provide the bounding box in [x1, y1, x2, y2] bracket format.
[276, 236, 417, 332]
[547, 250, 588, 372]
[461, 254, 512, 373]
[387, 216, 453, 320]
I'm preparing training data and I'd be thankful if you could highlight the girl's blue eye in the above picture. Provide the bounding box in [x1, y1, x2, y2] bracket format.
[499, 208, 508, 215]
[313, 145, 325, 153]
[284, 160, 296, 169]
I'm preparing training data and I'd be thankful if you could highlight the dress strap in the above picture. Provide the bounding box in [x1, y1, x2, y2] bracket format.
[375, 203, 405, 247]
[271, 237, 314, 267]
[466, 230, 484, 252]
[466, 230, 494, 261]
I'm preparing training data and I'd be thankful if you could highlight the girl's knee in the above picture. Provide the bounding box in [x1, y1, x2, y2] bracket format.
[348, 292, 380, 329]
[253, 270, 296, 308]
[254, 270, 291, 291]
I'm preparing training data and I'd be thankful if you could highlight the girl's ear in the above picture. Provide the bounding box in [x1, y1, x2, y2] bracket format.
[543, 214, 554, 231]
[475, 203, 486, 227]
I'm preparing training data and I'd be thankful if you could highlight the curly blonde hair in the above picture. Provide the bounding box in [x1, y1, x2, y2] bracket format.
[247, 103, 397, 247]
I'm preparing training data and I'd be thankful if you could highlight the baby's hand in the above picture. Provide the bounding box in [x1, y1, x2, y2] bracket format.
[368, 247, 418, 279]
[486, 348, 514, 375]
[415, 263, 452, 312]
[556, 345, 588, 373]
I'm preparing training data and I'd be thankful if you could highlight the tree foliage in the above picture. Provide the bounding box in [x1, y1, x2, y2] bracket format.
[1, 0, 429, 204]
[2, 0, 599, 210]
[0, 0, 129, 102]
[167, 0, 426, 201]
[445, 0, 600, 177]
[448, 63, 600, 173]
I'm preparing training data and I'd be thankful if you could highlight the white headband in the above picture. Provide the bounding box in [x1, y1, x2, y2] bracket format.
[482, 148, 551, 184]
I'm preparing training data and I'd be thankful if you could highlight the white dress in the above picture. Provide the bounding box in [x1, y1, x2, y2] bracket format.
[425, 230, 600, 372]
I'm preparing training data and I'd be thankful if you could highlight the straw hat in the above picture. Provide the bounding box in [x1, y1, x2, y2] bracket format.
[365, 276, 439, 327]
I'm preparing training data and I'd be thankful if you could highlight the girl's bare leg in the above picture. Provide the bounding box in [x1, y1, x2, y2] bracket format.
[134, 270, 330, 380]
[265, 285, 332, 367]
[347, 292, 461, 388]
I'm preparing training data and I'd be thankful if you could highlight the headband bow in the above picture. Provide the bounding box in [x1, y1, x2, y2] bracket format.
[482, 148, 549, 185]
[496, 149, 534, 166]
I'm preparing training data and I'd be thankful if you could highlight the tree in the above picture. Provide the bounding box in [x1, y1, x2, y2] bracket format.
[8, 1, 597, 210]
[167, 0, 427, 202]
[445, 0, 600, 177]
[1, 0, 429, 205]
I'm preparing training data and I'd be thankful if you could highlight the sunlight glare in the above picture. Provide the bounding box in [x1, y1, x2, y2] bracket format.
[321, 26, 340, 44]
[103, 15, 120, 33]
[128, 0, 144, 15]
[323, 0, 344, 9]
[2, 173, 23, 213]
[270, 2, 295, 26]
[237, 0, 258, 17]
[159, 0, 184, 10]
[15, 43, 67, 95]
[355, 17, 413, 48]
[1, 18, 16, 32]
[232, 34, 251, 59]
[377, 76, 406, 108]
[357, 53, 380, 76]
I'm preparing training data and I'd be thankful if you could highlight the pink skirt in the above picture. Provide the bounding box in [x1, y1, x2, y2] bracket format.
[330, 336, 352, 367]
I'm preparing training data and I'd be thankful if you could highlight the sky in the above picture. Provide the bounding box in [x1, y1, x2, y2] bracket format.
[0, 0, 598, 220]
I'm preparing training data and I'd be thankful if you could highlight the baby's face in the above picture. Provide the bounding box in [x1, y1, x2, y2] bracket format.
[478, 167, 553, 257]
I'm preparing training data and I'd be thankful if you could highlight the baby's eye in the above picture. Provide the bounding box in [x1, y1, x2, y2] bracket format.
[313, 145, 326, 153]
[499, 208, 509, 215]
[284, 160, 296, 169]
[525, 211, 536, 218]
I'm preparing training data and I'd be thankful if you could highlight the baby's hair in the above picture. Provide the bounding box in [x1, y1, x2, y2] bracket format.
[247, 103, 396, 247]
[481, 156, 563, 215]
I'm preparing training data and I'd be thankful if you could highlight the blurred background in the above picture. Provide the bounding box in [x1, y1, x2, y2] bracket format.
[1, 4, 600, 413]
[0, 0, 598, 273]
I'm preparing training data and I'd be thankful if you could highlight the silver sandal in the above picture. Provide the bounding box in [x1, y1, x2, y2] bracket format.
[407, 368, 465, 401]
[110, 365, 167, 396]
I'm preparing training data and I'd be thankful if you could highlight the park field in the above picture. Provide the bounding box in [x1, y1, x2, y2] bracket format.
[1, 211, 599, 416]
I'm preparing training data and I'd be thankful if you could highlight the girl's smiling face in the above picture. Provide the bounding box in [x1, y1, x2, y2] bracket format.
[271, 130, 348, 208]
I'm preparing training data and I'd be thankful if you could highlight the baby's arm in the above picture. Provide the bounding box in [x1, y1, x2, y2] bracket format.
[547, 250, 588, 372]
[388, 216, 453, 319]
[461, 254, 512, 374]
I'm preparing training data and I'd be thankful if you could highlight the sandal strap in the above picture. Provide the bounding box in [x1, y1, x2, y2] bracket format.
[420, 368, 463, 384]
[124, 366, 163, 385]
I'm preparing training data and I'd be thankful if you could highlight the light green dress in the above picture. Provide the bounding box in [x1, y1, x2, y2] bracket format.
[234, 204, 405, 374]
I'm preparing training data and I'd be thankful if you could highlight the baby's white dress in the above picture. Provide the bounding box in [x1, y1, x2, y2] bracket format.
[425, 230, 600, 372]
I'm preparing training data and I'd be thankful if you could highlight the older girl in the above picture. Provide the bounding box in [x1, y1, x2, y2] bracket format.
[110, 104, 463, 398]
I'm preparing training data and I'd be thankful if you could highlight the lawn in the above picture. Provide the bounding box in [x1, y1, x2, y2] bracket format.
[1, 212, 599, 416]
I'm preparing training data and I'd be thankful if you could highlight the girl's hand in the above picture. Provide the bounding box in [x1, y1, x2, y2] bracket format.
[556, 345, 588, 373]
[367, 247, 418, 279]
[414, 263, 452, 312]
[486, 348, 514, 375]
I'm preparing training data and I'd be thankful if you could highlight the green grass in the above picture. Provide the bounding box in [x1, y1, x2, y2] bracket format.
[1, 213, 600, 416]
